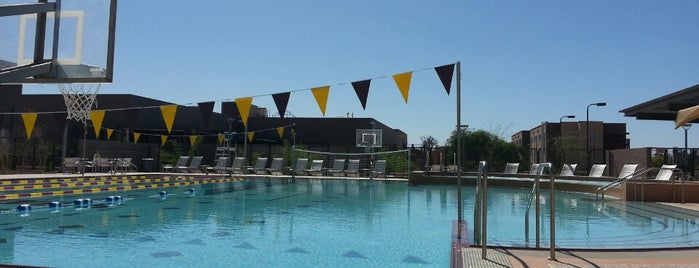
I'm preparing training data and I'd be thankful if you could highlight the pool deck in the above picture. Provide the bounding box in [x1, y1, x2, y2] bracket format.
[4, 172, 699, 267]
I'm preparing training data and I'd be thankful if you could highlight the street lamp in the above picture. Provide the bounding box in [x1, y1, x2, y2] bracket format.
[682, 124, 692, 153]
[586, 102, 606, 171]
[559, 115, 575, 165]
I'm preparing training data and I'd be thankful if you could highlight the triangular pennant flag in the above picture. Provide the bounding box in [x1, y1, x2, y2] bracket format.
[247, 132, 254, 142]
[235, 97, 253, 127]
[351, 80, 371, 110]
[133, 132, 141, 143]
[311, 86, 330, 116]
[392, 72, 412, 103]
[160, 105, 178, 134]
[161, 135, 168, 146]
[21, 113, 37, 140]
[272, 92, 291, 118]
[90, 110, 106, 138]
[276, 127, 284, 139]
[106, 129, 114, 140]
[197, 101, 215, 127]
[434, 64, 455, 95]
[189, 135, 197, 147]
[218, 133, 224, 145]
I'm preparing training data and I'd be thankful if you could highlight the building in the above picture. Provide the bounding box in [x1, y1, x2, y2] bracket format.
[0, 85, 407, 171]
[513, 121, 627, 174]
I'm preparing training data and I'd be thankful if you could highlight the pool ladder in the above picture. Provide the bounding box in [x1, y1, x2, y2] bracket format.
[523, 162, 557, 260]
[474, 162, 557, 260]
[596, 167, 686, 202]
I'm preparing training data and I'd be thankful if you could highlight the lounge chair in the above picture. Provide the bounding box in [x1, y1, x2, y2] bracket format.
[183, 156, 203, 173]
[228, 157, 246, 175]
[617, 164, 638, 179]
[63, 157, 82, 174]
[654, 164, 677, 180]
[328, 159, 346, 176]
[290, 158, 308, 175]
[503, 163, 519, 174]
[93, 157, 112, 173]
[306, 159, 324, 176]
[247, 157, 268, 174]
[559, 164, 577, 176]
[528, 163, 541, 175]
[208, 157, 229, 174]
[371, 159, 387, 178]
[164, 156, 189, 172]
[430, 164, 443, 173]
[345, 159, 360, 177]
[445, 165, 459, 173]
[116, 158, 137, 173]
[265, 157, 284, 175]
[588, 164, 607, 177]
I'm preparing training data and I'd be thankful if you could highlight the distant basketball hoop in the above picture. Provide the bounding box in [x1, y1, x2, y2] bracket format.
[356, 129, 382, 148]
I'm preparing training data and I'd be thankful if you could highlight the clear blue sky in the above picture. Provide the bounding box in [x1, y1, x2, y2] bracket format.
[27, 0, 699, 148]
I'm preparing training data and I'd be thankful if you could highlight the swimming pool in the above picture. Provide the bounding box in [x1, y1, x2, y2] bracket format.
[1, 177, 698, 267]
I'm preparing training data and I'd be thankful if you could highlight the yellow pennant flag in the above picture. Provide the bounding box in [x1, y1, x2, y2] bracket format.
[90, 110, 106, 138]
[276, 127, 284, 139]
[160, 105, 178, 134]
[218, 133, 224, 144]
[235, 97, 253, 127]
[392, 71, 413, 103]
[247, 132, 254, 142]
[21, 113, 37, 140]
[161, 135, 168, 146]
[190, 135, 197, 147]
[133, 132, 141, 143]
[311, 86, 330, 116]
[106, 129, 114, 140]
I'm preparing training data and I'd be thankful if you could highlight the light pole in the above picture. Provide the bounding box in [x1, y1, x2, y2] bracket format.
[586, 102, 606, 171]
[559, 115, 575, 165]
[682, 124, 692, 153]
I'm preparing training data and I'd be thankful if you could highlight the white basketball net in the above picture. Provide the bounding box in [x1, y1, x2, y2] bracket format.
[58, 84, 100, 124]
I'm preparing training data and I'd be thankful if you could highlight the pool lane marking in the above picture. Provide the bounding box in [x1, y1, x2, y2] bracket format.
[0, 176, 208, 191]
[0, 175, 149, 185]
[0, 177, 245, 200]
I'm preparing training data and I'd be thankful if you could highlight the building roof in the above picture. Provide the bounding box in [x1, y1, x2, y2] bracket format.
[620, 84, 699, 121]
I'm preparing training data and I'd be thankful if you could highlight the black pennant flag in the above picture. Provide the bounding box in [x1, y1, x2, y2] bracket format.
[351, 80, 371, 110]
[197, 101, 215, 127]
[434, 64, 455, 95]
[272, 92, 291, 118]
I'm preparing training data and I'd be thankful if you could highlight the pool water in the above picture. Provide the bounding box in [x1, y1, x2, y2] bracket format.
[1, 178, 699, 267]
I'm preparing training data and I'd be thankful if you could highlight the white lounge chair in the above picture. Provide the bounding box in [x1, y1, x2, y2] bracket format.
[528, 163, 541, 175]
[247, 157, 268, 174]
[654, 164, 677, 180]
[290, 158, 308, 175]
[588, 164, 607, 177]
[227, 157, 246, 175]
[559, 164, 577, 176]
[164, 156, 189, 172]
[617, 164, 638, 179]
[208, 157, 229, 174]
[504, 163, 519, 174]
[345, 159, 360, 177]
[371, 160, 387, 178]
[328, 159, 346, 176]
[265, 157, 284, 175]
[306, 160, 324, 176]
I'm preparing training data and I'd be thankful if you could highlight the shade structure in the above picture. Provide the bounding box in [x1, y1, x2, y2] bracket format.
[675, 104, 699, 129]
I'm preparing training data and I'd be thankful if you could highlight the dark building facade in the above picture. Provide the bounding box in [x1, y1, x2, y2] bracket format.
[0, 85, 407, 171]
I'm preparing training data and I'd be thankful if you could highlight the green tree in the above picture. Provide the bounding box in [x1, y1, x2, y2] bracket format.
[446, 129, 525, 171]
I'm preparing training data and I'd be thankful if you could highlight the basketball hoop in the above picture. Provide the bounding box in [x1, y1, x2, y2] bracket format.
[58, 84, 100, 124]
[58, 83, 100, 175]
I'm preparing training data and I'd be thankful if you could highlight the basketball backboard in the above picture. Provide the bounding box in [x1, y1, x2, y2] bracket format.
[0, 0, 117, 84]
[356, 129, 382, 148]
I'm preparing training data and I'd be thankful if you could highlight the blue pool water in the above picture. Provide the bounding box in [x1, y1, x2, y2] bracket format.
[1, 178, 699, 267]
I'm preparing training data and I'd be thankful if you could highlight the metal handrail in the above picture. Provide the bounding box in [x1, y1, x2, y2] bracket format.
[595, 168, 650, 200]
[474, 161, 488, 258]
[523, 162, 556, 260]
[597, 167, 687, 202]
